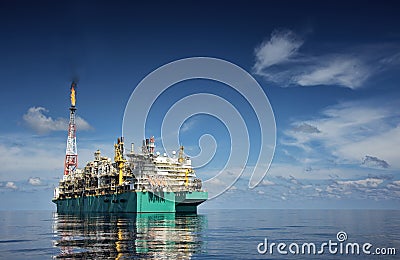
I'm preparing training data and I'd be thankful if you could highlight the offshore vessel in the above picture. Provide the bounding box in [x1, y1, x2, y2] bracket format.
[52, 82, 207, 213]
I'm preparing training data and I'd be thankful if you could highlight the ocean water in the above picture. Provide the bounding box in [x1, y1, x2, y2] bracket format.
[0, 209, 398, 259]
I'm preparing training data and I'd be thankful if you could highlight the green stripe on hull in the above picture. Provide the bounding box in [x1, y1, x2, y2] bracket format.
[53, 191, 207, 213]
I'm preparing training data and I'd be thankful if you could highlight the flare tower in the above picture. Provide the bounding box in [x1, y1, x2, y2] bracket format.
[63, 82, 78, 176]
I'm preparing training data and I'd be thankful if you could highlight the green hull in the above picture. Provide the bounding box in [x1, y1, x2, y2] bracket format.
[53, 191, 207, 213]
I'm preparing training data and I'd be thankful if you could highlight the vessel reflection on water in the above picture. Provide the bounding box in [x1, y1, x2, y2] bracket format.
[52, 212, 207, 259]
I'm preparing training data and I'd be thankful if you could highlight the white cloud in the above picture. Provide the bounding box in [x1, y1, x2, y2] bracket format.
[261, 180, 275, 186]
[28, 177, 42, 186]
[292, 123, 320, 133]
[0, 133, 113, 182]
[200, 167, 245, 199]
[337, 178, 384, 188]
[387, 180, 400, 190]
[296, 57, 370, 89]
[322, 177, 400, 201]
[0, 140, 63, 182]
[393, 180, 400, 186]
[254, 29, 303, 72]
[229, 185, 238, 191]
[253, 29, 399, 89]
[205, 162, 400, 203]
[75, 117, 92, 131]
[180, 119, 196, 133]
[6, 181, 17, 190]
[202, 159, 400, 204]
[283, 100, 400, 168]
[337, 125, 400, 168]
[23, 106, 92, 134]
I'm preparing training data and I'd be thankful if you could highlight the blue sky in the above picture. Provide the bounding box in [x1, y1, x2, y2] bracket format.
[1, 1, 400, 209]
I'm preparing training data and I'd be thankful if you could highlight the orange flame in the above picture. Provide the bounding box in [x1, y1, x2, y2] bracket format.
[70, 83, 76, 106]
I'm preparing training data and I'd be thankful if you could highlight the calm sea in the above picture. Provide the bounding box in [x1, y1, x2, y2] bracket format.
[0, 209, 398, 259]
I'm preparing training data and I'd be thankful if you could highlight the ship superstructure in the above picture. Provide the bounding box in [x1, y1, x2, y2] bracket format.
[52, 83, 207, 213]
